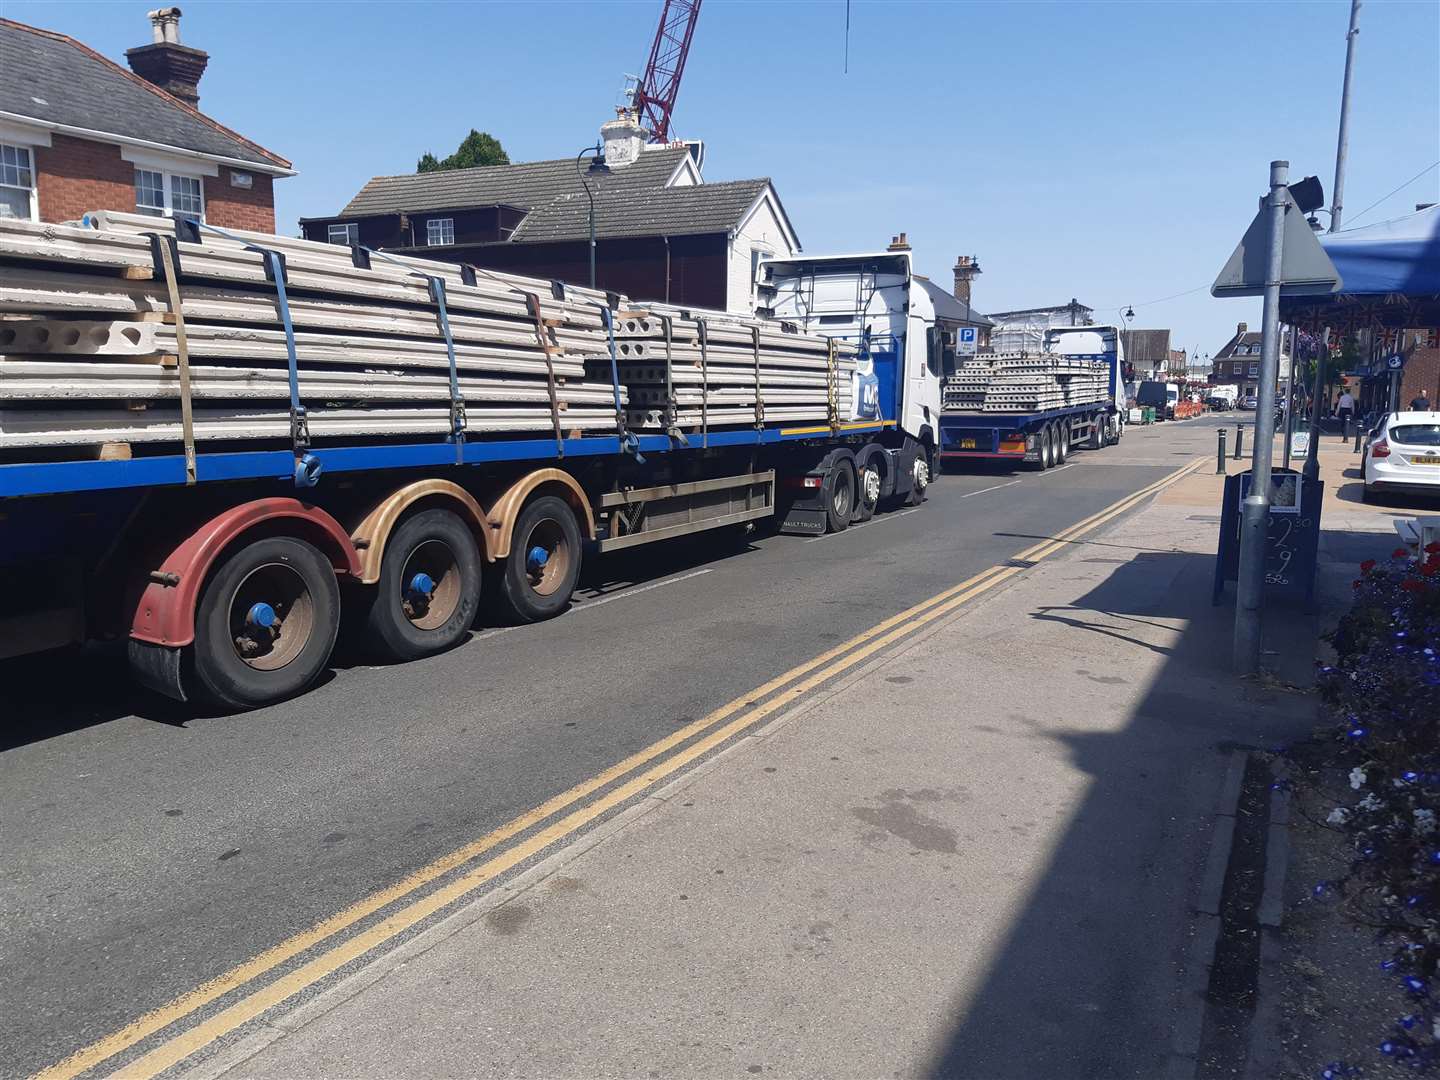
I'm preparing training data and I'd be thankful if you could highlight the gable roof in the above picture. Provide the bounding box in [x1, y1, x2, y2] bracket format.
[0, 18, 289, 170]
[509, 178, 772, 244]
[341, 147, 692, 216]
[1214, 330, 1262, 360]
[913, 276, 994, 328]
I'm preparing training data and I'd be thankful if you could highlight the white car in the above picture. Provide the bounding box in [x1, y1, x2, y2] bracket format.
[1363, 412, 1440, 501]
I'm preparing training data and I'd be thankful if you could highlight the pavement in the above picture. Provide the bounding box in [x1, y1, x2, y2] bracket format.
[9, 414, 1430, 1079]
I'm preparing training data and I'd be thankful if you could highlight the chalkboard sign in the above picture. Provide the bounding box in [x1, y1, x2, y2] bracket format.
[1212, 468, 1322, 606]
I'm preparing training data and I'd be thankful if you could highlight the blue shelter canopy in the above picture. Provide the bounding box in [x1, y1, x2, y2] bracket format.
[1282, 204, 1440, 328]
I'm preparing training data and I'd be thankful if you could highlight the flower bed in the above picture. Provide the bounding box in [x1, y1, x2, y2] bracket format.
[1313, 540, 1440, 1068]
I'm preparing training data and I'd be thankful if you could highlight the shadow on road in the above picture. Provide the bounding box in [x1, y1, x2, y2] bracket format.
[922, 542, 1334, 1078]
[0, 526, 769, 750]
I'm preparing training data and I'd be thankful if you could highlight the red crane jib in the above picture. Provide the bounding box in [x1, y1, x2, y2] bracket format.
[632, 0, 702, 145]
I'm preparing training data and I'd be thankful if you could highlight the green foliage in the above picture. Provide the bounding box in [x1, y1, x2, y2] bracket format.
[416, 131, 509, 173]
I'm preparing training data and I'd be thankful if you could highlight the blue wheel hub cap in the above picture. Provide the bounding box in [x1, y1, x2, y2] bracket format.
[246, 602, 277, 629]
[527, 545, 550, 571]
[406, 572, 436, 598]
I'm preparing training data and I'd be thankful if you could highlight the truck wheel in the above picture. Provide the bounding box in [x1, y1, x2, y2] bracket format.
[904, 445, 931, 506]
[1041, 426, 1055, 469]
[191, 535, 340, 711]
[1088, 417, 1105, 450]
[1055, 424, 1070, 463]
[494, 495, 582, 623]
[854, 459, 881, 523]
[824, 459, 856, 532]
[363, 508, 481, 661]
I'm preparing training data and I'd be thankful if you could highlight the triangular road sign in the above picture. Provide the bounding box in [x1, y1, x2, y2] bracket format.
[1212, 191, 1343, 298]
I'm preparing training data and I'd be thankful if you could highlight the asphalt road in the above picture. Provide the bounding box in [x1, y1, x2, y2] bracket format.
[0, 415, 1226, 1077]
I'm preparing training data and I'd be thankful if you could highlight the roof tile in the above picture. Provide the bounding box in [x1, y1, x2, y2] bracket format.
[0, 18, 288, 168]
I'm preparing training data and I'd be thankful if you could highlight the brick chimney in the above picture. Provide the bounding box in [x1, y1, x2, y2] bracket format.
[952, 255, 981, 306]
[126, 8, 209, 108]
[1236, 321, 1248, 335]
[886, 232, 911, 252]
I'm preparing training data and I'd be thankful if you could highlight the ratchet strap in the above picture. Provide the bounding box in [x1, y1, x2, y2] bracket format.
[827, 338, 839, 430]
[524, 291, 565, 457]
[148, 234, 196, 485]
[752, 325, 765, 428]
[659, 315, 686, 446]
[696, 317, 710, 449]
[421, 275, 466, 464]
[600, 305, 642, 463]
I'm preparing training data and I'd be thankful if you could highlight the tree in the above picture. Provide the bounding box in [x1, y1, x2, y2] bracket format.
[416, 130, 509, 173]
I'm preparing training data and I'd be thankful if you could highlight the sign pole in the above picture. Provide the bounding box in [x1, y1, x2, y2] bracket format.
[1235, 160, 1288, 674]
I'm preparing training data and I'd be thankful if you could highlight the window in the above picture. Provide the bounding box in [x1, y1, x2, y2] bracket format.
[328, 222, 359, 246]
[134, 168, 204, 219]
[1391, 424, 1440, 447]
[0, 142, 35, 220]
[1249, 362, 1259, 376]
[426, 217, 454, 246]
[170, 174, 203, 217]
[750, 248, 769, 299]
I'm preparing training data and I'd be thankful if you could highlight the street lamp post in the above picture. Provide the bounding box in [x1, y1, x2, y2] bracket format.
[1304, 0, 1362, 482]
[575, 144, 611, 290]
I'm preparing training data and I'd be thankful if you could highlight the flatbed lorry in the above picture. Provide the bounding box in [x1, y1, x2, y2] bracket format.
[0, 223, 939, 711]
[937, 324, 1129, 470]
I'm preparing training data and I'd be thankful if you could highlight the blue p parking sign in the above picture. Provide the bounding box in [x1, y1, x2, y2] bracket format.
[957, 327, 977, 356]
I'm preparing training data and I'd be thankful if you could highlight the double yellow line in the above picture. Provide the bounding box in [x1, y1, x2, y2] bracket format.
[41, 456, 1205, 1080]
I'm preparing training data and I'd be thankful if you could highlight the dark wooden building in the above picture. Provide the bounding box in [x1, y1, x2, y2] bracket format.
[301, 114, 800, 313]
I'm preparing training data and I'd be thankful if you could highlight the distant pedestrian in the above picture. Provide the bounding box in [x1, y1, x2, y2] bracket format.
[1411, 389, 1432, 412]
[1336, 390, 1356, 437]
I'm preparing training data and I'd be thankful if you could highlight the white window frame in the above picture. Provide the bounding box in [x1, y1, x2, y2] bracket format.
[426, 217, 455, 247]
[134, 167, 205, 220]
[328, 222, 359, 246]
[0, 141, 38, 221]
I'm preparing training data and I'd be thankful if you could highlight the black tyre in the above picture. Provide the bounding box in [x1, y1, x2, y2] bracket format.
[362, 508, 481, 662]
[824, 458, 856, 532]
[904, 443, 931, 506]
[494, 495, 582, 623]
[1041, 426, 1055, 469]
[192, 535, 340, 711]
[853, 457, 881, 523]
[1088, 417, 1105, 450]
[1055, 423, 1070, 463]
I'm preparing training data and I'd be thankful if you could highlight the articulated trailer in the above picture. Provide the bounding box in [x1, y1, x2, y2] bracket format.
[0, 221, 938, 711]
[938, 324, 1129, 471]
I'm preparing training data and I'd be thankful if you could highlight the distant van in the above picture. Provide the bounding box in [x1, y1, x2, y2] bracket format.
[1136, 381, 1180, 419]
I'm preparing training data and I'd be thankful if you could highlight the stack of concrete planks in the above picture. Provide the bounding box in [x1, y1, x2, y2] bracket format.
[609, 304, 857, 431]
[0, 212, 626, 453]
[942, 352, 1108, 414]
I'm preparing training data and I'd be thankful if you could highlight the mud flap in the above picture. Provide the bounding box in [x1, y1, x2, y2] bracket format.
[128, 638, 187, 701]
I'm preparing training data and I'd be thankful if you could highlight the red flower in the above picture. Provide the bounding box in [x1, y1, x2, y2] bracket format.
[1394, 548, 1412, 559]
[1361, 559, 1377, 573]
[1354, 579, 1364, 589]
[1421, 562, 1439, 577]
[1426, 541, 1440, 554]
[1401, 579, 1425, 592]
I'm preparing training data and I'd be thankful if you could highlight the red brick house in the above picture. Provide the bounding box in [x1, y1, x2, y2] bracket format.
[0, 9, 292, 231]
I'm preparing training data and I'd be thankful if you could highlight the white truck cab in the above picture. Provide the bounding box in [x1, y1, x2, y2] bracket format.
[758, 250, 944, 451]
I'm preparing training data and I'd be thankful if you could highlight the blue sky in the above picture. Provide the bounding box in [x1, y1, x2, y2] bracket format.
[9, 0, 1439, 358]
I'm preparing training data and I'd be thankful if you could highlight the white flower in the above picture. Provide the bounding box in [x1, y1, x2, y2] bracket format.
[1415, 809, 1437, 836]
[1432, 1016, 1440, 1040]
[1359, 793, 1383, 812]
[1351, 767, 1368, 790]
[1327, 808, 1350, 825]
